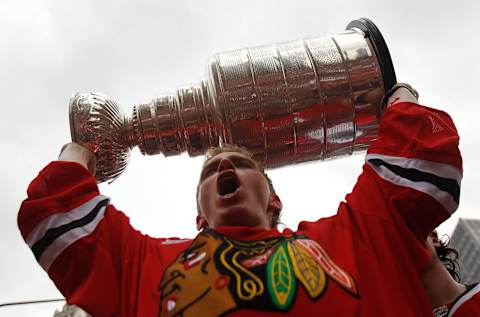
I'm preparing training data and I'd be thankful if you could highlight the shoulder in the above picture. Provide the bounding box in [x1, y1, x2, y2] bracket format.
[448, 283, 480, 316]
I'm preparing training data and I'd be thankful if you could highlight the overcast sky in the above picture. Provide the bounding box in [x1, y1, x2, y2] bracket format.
[1, 0, 479, 316]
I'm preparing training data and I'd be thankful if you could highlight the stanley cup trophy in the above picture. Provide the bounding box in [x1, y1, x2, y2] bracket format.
[69, 18, 396, 183]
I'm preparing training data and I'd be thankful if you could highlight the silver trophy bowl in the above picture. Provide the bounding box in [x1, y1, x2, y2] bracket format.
[70, 18, 396, 183]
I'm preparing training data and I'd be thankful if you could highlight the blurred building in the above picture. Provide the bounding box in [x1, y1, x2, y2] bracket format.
[450, 218, 480, 284]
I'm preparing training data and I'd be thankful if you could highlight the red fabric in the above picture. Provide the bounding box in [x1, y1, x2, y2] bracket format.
[450, 293, 480, 316]
[18, 102, 462, 317]
[446, 284, 480, 316]
[369, 103, 461, 168]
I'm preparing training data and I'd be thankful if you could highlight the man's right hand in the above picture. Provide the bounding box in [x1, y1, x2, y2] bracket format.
[58, 142, 96, 175]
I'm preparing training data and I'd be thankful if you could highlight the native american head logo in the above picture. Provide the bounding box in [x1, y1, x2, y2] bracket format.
[158, 230, 358, 316]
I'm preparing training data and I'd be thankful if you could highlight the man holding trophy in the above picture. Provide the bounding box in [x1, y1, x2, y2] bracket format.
[18, 19, 463, 316]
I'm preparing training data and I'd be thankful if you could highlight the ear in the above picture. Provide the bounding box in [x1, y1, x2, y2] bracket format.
[268, 194, 283, 213]
[196, 215, 207, 231]
[429, 230, 441, 247]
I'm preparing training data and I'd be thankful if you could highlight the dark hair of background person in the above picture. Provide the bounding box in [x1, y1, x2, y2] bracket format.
[436, 234, 462, 282]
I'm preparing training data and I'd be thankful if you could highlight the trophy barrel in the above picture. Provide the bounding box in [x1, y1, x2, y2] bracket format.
[206, 17, 396, 168]
[69, 92, 131, 183]
[131, 79, 220, 158]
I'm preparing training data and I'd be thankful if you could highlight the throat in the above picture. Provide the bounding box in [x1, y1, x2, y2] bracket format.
[422, 261, 466, 309]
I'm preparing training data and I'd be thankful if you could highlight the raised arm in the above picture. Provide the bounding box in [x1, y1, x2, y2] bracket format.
[350, 83, 462, 241]
[17, 142, 142, 316]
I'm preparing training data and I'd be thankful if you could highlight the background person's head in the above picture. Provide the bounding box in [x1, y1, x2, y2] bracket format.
[196, 144, 282, 230]
[426, 230, 461, 282]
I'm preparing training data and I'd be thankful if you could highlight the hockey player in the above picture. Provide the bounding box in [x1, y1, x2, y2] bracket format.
[18, 84, 463, 316]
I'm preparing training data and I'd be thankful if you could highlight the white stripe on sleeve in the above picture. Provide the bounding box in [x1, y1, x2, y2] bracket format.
[366, 154, 461, 214]
[39, 202, 108, 271]
[366, 154, 462, 181]
[26, 195, 109, 247]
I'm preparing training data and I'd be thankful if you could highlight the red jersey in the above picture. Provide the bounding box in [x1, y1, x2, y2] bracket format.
[18, 102, 462, 317]
[433, 283, 480, 317]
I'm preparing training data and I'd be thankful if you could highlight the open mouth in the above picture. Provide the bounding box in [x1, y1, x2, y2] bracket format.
[217, 170, 240, 197]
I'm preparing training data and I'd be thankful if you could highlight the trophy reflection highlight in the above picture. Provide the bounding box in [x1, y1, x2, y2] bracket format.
[69, 18, 396, 183]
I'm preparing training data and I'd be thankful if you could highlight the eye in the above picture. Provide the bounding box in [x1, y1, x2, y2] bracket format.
[236, 159, 254, 168]
[201, 165, 217, 179]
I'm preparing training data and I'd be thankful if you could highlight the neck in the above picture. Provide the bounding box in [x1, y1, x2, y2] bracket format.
[422, 259, 466, 309]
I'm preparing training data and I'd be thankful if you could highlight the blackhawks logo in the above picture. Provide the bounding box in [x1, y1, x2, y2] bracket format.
[158, 230, 358, 316]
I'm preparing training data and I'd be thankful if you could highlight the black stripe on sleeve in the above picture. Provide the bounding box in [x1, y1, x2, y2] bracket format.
[368, 158, 460, 204]
[32, 198, 110, 261]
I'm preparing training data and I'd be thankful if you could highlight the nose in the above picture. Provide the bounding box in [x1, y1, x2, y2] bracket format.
[217, 158, 235, 172]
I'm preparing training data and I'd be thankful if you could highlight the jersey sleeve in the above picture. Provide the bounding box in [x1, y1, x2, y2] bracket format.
[17, 161, 147, 317]
[351, 101, 462, 240]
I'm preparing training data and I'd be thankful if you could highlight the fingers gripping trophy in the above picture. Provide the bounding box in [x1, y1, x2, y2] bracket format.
[69, 18, 396, 183]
